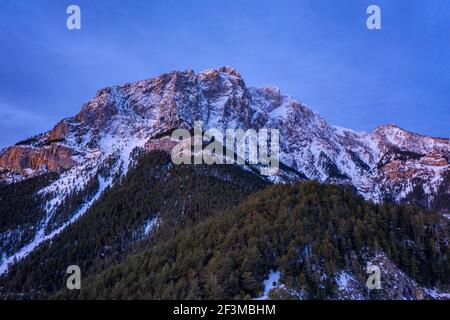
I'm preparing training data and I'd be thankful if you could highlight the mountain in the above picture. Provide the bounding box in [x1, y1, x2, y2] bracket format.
[1, 67, 448, 207]
[0, 67, 448, 299]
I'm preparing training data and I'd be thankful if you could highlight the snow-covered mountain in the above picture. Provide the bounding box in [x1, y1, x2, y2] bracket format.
[0, 66, 449, 273]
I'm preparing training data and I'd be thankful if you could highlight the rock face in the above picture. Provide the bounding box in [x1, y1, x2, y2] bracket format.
[0, 66, 448, 212]
[0, 144, 81, 176]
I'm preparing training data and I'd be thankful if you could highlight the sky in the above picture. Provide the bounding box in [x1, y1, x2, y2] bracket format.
[0, 0, 449, 147]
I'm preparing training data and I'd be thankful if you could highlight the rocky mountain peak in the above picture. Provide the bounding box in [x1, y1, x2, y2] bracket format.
[0, 67, 448, 215]
[218, 65, 242, 77]
[373, 123, 449, 155]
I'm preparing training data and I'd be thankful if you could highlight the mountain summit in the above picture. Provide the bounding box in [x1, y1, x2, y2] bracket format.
[1, 67, 448, 210]
[0, 67, 449, 298]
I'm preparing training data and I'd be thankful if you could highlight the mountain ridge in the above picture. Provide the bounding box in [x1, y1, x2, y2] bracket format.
[0, 66, 448, 275]
[1, 66, 448, 202]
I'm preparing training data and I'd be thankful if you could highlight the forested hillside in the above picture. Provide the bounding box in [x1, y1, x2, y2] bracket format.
[52, 182, 449, 300]
[0, 173, 58, 259]
[1, 150, 448, 300]
[0, 151, 268, 298]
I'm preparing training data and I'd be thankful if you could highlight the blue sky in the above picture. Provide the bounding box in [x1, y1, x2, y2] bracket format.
[0, 0, 449, 147]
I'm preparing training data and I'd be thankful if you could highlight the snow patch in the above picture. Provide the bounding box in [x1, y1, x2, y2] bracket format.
[143, 214, 160, 237]
[255, 270, 281, 300]
[0, 176, 112, 275]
